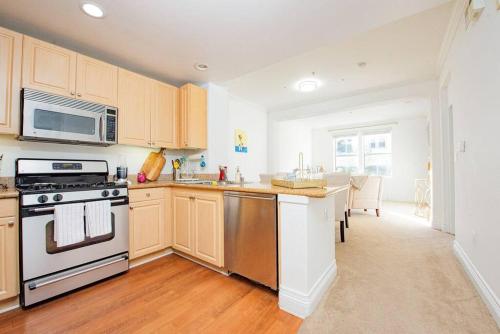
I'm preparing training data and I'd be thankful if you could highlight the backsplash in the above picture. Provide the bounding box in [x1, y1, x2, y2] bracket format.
[0, 135, 186, 177]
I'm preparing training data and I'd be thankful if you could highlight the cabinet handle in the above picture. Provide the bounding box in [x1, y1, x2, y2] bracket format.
[70, 91, 75, 96]
[146, 193, 151, 197]
[8, 221, 14, 227]
[77, 93, 82, 97]
[189, 196, 195, 200]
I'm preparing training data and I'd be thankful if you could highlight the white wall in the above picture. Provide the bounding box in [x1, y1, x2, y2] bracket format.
[226, 96, 268, 182]
[268, 119, 312, 174]
[440, 0, 500, 324]
[310, 118, 429, 202]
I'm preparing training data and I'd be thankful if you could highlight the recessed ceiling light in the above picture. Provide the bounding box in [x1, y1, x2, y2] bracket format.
[297, 79, 321, 93]
[194, 63, 209, 71]
[81, 2, 105, 18]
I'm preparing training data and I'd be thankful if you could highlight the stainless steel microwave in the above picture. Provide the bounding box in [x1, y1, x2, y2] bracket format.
[20, 89, 117, 146]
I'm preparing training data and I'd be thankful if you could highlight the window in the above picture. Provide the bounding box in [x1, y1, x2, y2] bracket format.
[334, 131, 392, 176]
[335, 135, 360, 174]
[363, 133, 392, 176]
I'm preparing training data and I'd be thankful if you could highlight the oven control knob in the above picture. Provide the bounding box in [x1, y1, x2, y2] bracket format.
[101, 190, 110, 197]
[38, 195, 48, 204]
[53, 194, 63, 202]
[112, 189, 120, 196]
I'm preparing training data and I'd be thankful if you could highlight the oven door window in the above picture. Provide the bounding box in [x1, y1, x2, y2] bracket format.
[45, 213, 116, 254]
[34, 109, 96, 135]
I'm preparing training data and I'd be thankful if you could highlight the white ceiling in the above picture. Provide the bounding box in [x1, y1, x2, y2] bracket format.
[225, 2, 453, 111]
[295, 99, 430, 130]
[0, 0, 451, 86]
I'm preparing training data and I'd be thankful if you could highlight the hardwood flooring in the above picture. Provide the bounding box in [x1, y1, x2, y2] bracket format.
[0, 255, 301, 334]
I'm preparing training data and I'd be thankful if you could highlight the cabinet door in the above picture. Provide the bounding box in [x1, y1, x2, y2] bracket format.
[76, 54, 118, 106]
[172, 191, 194, 255]
[164, 188, 172, 248]
[179, 84, 207, 149]
[22, 36, 77, 97]
[151, 80, 178, 148]
[0, 27, 22, 135]
[0, 216, 18, 301]
[129, 200, 165, 259]
[193, 191, 223, 267]
[117, 68, 151, 147]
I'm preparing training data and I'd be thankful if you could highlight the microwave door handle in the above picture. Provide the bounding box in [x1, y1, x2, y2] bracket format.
[99, 114, 104, 142]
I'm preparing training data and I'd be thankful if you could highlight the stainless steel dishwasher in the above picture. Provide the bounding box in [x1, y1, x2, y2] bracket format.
[224, 191, 278, 290]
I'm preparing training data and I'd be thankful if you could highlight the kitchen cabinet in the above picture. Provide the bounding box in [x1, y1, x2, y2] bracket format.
[117, 69, 151, 147]
[118, 70, 179, 149]
[129, 189, 165, 260]
[0, 26, 22, 135]
[172, 189, 223, 267]
[22, 36, 118, 106]
[22, 36, 77, 98]
[151, 80, 178, 148]
[172, 191, 194, 255]
[0, 199, 18, 301]
[179, 83, 207, 149]
[76, 54, 118, 106]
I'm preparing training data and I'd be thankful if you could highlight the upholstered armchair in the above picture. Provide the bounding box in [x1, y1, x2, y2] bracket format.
[348, 176, 383, 217]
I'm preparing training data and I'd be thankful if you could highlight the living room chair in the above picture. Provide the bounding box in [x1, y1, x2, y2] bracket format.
[349, 175, 384, 217]
[325, 172, 351, 242]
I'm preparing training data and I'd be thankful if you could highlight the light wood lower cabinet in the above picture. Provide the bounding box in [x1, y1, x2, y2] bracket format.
[172, 189, 223, 267]
[0, 198, 18, 301]
[129, 189, 168, 260]
[0, 26, 22, 135]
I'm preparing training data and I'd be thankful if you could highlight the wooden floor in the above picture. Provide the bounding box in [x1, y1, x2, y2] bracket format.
[0, 255, 301, 334]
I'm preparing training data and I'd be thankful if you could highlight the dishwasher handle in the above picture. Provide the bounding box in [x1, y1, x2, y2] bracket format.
[224, 191, 276, 201]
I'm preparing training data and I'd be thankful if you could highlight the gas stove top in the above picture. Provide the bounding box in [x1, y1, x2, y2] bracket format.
[16, 181, 127, 194]
[15, 158, 129, 207]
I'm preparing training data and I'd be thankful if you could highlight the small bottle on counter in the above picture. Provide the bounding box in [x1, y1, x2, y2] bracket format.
[235, 166, 241, 184]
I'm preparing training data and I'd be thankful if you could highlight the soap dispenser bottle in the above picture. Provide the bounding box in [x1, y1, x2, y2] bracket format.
[235, 166, 241, 183]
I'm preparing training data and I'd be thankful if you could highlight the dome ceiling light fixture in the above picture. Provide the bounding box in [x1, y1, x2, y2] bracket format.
[80, 2, 105, 18]
[296, 72, 321, 93]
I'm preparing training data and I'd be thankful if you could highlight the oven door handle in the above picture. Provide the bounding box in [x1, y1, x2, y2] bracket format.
[29, 199, 128, 212]
[28, 255, 128, 290]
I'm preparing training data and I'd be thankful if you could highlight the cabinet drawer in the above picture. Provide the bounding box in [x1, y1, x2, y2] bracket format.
[0, 199, 16, 217]
[129, 188, 164, 202]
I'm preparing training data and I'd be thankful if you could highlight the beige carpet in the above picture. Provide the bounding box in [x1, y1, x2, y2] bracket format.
[300, 209, 499, 334]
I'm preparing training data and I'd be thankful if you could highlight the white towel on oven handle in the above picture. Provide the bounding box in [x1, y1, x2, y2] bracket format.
[85, 200, 112, 238]
[54, 202, 85, 247]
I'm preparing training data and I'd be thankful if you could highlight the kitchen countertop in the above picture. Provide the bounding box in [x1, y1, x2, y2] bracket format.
[128, 179, 347, 198]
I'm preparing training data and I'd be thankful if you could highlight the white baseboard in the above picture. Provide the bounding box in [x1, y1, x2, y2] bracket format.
[454, 240, 500, 328]
[279, 262, 337, 319]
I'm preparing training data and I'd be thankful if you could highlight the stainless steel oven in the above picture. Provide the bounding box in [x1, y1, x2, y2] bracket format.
[20, 89, 117, 146]
[16, 159, 129, 307]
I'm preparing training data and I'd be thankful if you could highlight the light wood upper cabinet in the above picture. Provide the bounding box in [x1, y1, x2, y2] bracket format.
[76, 54, 118, 106]
[0, 199, 18, 301]
[172, 189, 223, 267]
[179, 83, 207, 149]
[0, 26, 22, 135]
[172, 191, 194, 255]
[129, 198, 165, 260]
[193, 191, 223, 266]
[118, 68, 151, 147]
[151, 80, 178, 148]
[22, 36, 77, 98]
